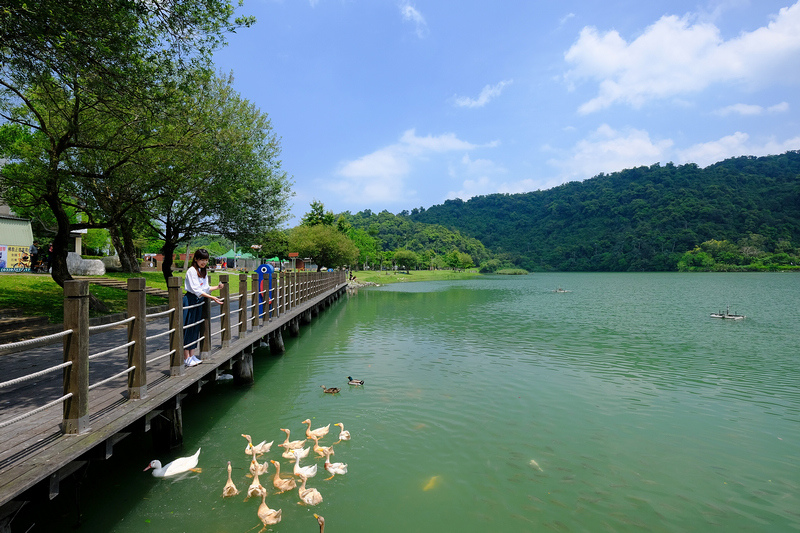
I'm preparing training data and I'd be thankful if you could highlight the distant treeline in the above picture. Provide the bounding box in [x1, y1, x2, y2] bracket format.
[402, 151, 800, 272]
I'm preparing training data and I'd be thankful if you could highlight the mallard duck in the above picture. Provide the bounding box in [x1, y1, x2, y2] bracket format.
[320, 385, 340, 394]
[292, 448, 318, 479]
[302, 419, 330, 440]
[311, 435, 333, 457]
[268, 459, 297, 494]
[334, 422, 351, 443]
[222, 461, 239, 498]
[244, 468, 267, 502]
[242, 434, 273, 456]
[347, 376, 364, 385]
[322, 448, 347, 481]
[314, 514, 325, 533]
[297, 474, 323, 506]
[249, 456, 269, 478]
[278, 428, 307, 450]
[144, 448, 202, 478]
[257, 491, 282, 530]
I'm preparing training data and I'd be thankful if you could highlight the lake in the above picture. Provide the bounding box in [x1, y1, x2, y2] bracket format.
[18, 272, 800, 532]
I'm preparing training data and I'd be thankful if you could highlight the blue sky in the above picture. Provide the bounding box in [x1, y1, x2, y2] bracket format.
[212, 1, 800, 225]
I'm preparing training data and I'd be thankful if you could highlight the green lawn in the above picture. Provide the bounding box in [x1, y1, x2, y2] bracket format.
[0, 269, 485, 325]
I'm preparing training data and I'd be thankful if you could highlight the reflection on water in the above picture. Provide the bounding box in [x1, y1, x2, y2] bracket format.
[19, 273, 800, 532]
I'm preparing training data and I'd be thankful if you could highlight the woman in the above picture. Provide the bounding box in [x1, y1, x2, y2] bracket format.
[183, 249, 223, 367]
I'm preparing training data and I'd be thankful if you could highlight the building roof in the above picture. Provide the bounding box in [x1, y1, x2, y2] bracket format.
[0, 216, 33, 246]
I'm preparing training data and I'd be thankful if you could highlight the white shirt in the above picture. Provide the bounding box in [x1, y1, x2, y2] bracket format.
[185, 266, 211, 297]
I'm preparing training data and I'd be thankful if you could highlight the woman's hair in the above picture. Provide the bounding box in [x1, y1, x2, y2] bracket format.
[191, 248, 210, 278]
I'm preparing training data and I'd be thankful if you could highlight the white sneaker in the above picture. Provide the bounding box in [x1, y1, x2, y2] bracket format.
[190, 355, 203, 364]
[185, 358, 200, 367]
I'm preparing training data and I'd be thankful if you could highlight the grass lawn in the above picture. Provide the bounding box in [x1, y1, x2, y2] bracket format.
[0, 269, 484, 325]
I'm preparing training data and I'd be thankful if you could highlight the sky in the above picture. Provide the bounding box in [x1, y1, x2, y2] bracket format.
[212, 0, 800, 225]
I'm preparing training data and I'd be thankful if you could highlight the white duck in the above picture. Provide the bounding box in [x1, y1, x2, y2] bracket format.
[292, 448, 317, 479]
[222, 461, 239, 497]
[144, 448, 202, 478]
[297, 474, 323, 506]
[302, 419, 330, 440]
[278, 428, 307, 451]
[242, 434, 273, 457]
[334, 422, 351, 443]
[282, 445, 310, 460]
[322, 448, 348, 480]
[257, 491, 282, 530]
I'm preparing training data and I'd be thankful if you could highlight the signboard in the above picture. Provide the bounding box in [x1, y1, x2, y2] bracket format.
[0, 245, 31, 272]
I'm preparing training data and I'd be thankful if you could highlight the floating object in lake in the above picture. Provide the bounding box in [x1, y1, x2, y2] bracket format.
[302, 419, 330, 439]
[321, 385, 341, 394]
[529, 458, 543, 471]
[145, 448, 202, 477]
[710, 305, 745, 320]
[269, 459, 297, 494]
[423, 475, 441, 491]
[292, 448, 318, 479]
[242, 434, 273, 456]
[553, 287, 571, 293]
[323, 448, 348, 480]
[278, 428, 307, 451]
[222, 461, 239, 497]
[245, 468, 267, 501]
[297, 474, 323, 505]
[347, 376, 365, 385]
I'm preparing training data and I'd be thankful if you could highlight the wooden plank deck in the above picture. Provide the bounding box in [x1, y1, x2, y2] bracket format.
[0, 284, 346, 511]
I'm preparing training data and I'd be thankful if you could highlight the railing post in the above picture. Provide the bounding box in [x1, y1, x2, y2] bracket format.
[239, 273, 248, 336]
[250, 273, 259, 328]
[168, 276, 184, 376]
[220, 274, 231, 348]
[127, 277, 147, 400]
[200, 296, 211, 357]
[63, 280, 89, 434]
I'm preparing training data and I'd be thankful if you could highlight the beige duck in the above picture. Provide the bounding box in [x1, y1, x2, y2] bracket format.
[249, 456, 269, 478]
[311, 435, 333, 457]
[334, 422, 351, 443]
[269, 459, 297, 494]
[222, 461, 239, 498]
[322, 447, 348, 481]
[242, 434, 273, 457]
[302, 419, 330, 440]
[257, 491, 282, 530]
[244, 468, 267, 502]
[278, 428, 307, 451]
[314, 513, 325, 532]
[297, 473, 323, 506]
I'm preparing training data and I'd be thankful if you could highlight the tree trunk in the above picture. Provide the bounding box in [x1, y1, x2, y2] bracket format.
[108, 225, 134, 271]
[161, 241, 177, 284]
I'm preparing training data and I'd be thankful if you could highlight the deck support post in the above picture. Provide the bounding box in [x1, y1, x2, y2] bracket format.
[233, 350, 254, 385]
[289, 319, 300, 337]
[151, 397, 184, 452]
[63, 280, 89, 434]
[301, 310, 312, 324]
[269, 330, 285, 353]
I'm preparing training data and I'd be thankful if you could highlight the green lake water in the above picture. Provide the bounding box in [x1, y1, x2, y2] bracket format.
[22, 273, 800, 532]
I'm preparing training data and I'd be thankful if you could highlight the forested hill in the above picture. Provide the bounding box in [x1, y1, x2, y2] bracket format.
[409, 151, 800, 271]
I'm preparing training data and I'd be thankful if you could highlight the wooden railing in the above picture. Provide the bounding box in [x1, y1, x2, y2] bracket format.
[0, 270, 346, 433]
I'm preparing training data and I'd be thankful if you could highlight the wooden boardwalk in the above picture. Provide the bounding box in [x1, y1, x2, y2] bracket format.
[0, 271, 347, 521]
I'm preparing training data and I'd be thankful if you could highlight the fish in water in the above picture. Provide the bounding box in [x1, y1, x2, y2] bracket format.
[423, 475, 441, 491]
[529, 459, 543, 471]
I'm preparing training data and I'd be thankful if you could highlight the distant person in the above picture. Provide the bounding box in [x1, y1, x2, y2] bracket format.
[183, 249, 223, 367]
[153, 256, 157, 268]
[29, 241, 39, 267]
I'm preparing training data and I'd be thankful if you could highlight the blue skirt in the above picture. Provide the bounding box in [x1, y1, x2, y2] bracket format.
[183, 292, 203, 351]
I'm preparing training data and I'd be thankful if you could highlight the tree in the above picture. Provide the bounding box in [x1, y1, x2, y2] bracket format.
[393, 249, 419, 270]
[301, 200, 336, 227]
[288, 224, 359, 271]
[1, 0, 255, 290]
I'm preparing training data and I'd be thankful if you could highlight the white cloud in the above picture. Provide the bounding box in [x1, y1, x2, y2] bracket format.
[549, 124, 673, 181]
[714, 101, 790, 116]
[329, 129, 489, 205]
[676, 132, 800, 167]
[400, 3, 428, 38]
[564, 2, 800, 113]
[453, 80, 513, 108]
